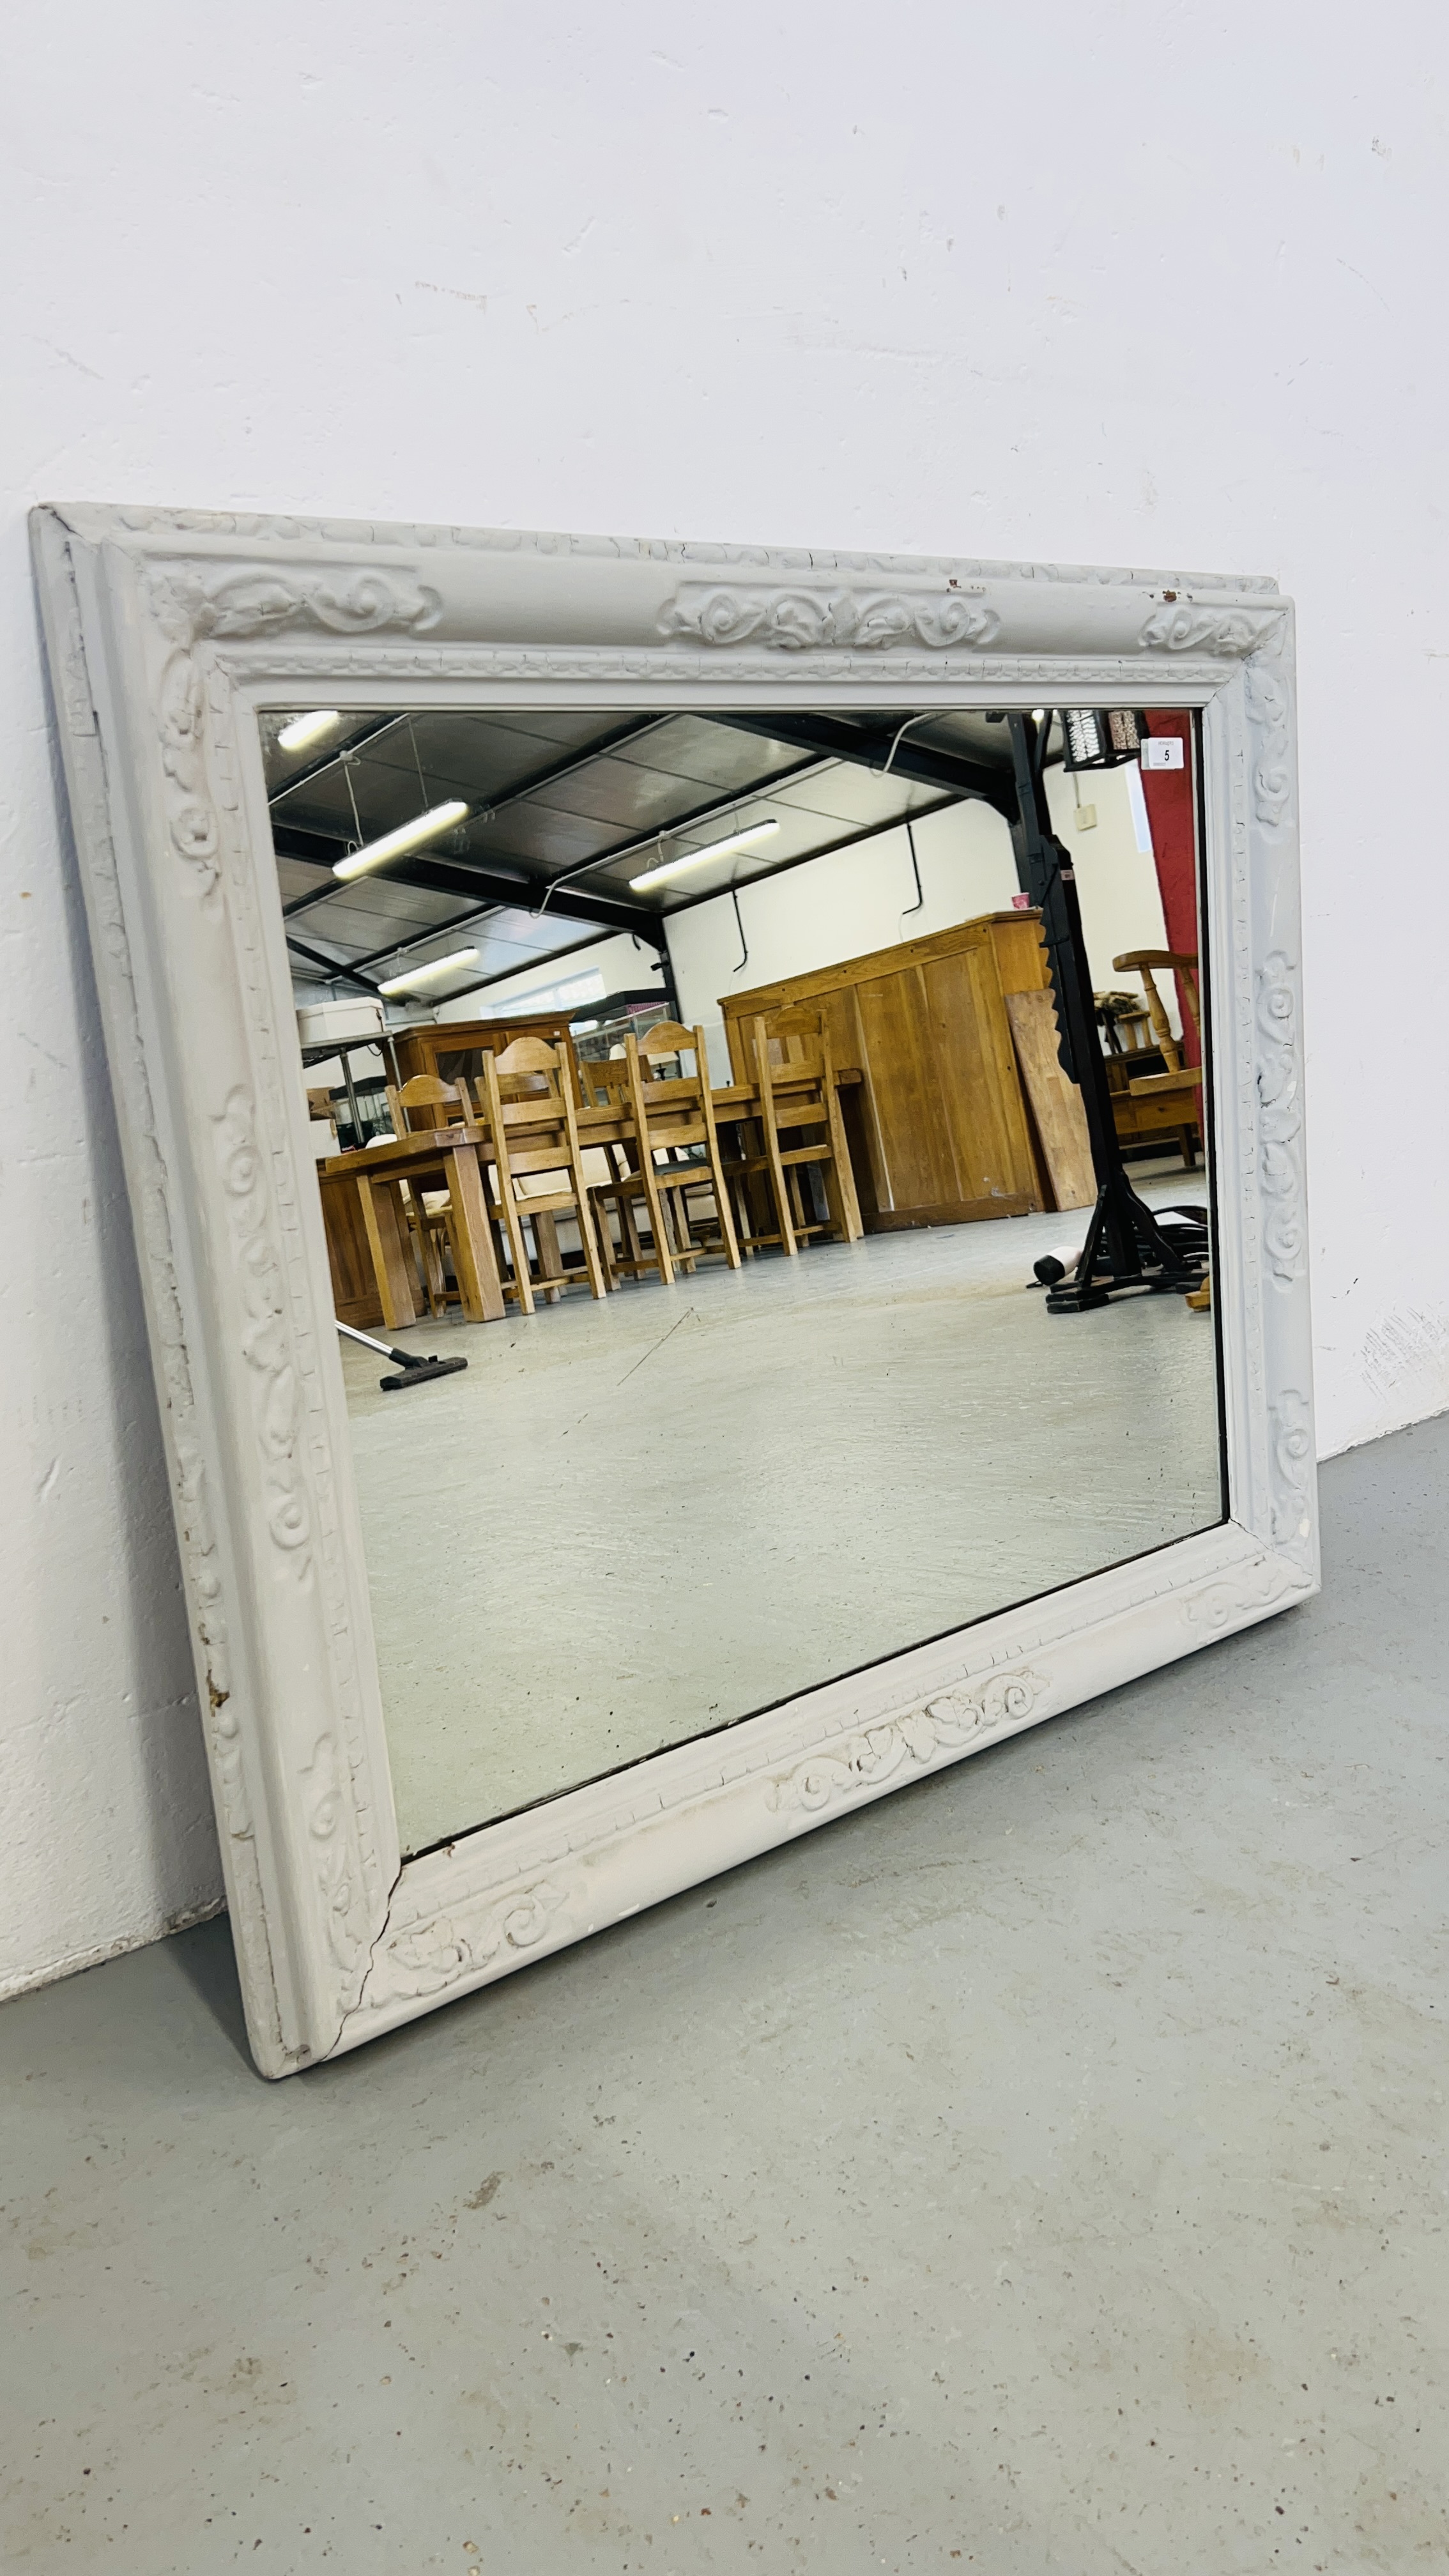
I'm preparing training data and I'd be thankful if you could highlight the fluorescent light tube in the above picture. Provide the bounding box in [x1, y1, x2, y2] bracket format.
[629, 817, 779, 893]
[333, 801, 470, 880]
[277, 709, 342, 753]
[378, 946, 480, 997]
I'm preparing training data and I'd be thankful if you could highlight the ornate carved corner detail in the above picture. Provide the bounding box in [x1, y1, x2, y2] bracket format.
[1255, 950, 1306, 1289]
[1243, 655, 1294, 830]
[142, 562, 438, 899]
[1182, 1553, 1310, 1634]
[301, 1733, 374, 2008]
[768, 1666, 1048, 1816]
[1268, 1389, 1314, 1556]
[213, 1087, 312, 1567]
[143, 562, 443, 648]
[1137, 604, 1287, 659]
[659, 583, 1000, 653]
[357, 1874, 568, 2013]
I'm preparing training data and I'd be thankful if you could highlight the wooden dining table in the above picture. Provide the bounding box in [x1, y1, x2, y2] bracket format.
[323, 1123, 505, 1331]
[321, 1068, 864, 1332]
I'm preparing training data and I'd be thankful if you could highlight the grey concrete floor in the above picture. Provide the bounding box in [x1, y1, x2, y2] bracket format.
[343, 1166, 1220, 1853]
[4, 1414, 1448, 2572]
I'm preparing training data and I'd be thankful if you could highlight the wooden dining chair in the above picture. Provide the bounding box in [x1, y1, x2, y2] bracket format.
[384, 1071, 466, 1134]
[722, 1004, 854, 1258]
[586, 1023, 742, 1288]
[475, 1036, 607, 1314]
[576, 1054, 649, 1284]
[379, 1073, 471, 1315]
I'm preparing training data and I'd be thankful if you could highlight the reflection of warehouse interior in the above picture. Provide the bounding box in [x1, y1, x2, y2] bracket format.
[277, 703, 1204, 1195]
[267, 705, 1220, 1850]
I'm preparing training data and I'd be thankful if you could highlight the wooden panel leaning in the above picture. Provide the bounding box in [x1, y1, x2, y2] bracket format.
[1004, 988, 1096, 1212]
[721, 1005, 858, 1259]
[475, 1036, 607, 1314]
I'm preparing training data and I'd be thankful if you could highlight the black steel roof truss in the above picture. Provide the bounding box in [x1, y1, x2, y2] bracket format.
[275, 749, 828, 931]
[528, 751, 833, 910]
[659, 788, 967, 916]
[701, 710, 1018, 816]
[353, 852, 659, 944]
[273, 829, 655, 943]
[285, 935, 387, 997]
[269, 709, 675, 820]
[265, 713, 414, 809]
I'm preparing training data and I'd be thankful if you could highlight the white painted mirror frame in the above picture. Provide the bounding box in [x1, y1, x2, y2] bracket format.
[32, 506, 1315, 2079]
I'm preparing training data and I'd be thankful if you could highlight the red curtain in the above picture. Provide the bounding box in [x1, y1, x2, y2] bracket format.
[1137, 710, 1200, 1068]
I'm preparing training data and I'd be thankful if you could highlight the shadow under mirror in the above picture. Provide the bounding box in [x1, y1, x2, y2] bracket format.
[264, 702, 1224, 1855]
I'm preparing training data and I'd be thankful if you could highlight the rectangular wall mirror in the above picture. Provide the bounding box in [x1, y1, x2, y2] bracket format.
[275, 698, 1223, 1857]
[33, 510, 1315, 2076]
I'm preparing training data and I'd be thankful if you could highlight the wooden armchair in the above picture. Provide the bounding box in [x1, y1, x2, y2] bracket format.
[1110, 949, 1203, 1169]
[1111, 951, 1200, 1072]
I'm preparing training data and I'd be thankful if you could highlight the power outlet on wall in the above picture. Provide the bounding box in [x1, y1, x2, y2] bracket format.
[1075, 803, 1098, 831]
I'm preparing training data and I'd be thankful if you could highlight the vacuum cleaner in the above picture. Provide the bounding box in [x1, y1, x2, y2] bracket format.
[335, 1319, 468, 1392]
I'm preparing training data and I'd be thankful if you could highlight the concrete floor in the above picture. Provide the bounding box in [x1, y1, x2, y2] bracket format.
[4, 1415, 1447, 2572]
[342, 1165, 1221, 1853]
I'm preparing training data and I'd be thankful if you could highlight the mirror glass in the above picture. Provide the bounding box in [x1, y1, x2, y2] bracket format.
[263, 703, 1222, 1854]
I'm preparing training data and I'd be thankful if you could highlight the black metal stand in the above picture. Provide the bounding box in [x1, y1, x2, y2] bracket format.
[1004, 714, 1207, 1314]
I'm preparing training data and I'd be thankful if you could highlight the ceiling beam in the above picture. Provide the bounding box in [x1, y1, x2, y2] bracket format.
[702, 711, 1018, 816]
[275, 748, 828, 937]
[266, 714, 412, 809]
[523, 751, 832, 916]
[286, 936, 386, 997]
[455, 712, 678, 824]
[661, 791, 964, 918]
[343, 901, 510, 977]
[275, 827, 663, 945]
[270, 709, 675, 820]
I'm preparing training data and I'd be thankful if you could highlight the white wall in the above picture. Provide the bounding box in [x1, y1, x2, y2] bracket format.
[667, 802, 1019, 1077]
[1044, 763, 1174, 1018]
[4, 2, 1446, 1993]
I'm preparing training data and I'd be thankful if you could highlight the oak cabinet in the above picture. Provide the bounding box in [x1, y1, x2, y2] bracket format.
[721, 912, 1057, 1230]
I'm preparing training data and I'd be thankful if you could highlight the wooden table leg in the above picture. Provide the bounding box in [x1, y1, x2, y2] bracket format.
[443, 1142, 507, 1322]
[355, 1175, 417, 1330]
